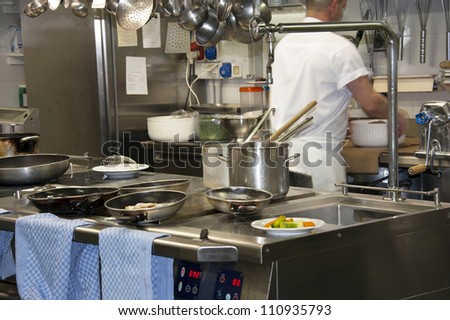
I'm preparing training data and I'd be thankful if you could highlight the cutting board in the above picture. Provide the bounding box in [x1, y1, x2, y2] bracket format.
[342, 137, 420, 174]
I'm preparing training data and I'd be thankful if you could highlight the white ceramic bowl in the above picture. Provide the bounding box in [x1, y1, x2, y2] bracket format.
[350, 119, 405, 147]
[147, 115, 197, 142]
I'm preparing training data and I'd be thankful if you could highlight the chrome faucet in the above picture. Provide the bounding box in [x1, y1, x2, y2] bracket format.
[254, 20, 403, 201]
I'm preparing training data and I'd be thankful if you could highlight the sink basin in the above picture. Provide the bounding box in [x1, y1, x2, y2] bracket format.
[272, 195, 440, 226]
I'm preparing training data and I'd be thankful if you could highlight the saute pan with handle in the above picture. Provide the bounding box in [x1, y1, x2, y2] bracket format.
[0, 154, 70, 185]
[27, 187, 120, 213]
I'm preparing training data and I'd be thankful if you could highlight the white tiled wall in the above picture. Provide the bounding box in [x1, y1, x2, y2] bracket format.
[0, 5, 24, 108]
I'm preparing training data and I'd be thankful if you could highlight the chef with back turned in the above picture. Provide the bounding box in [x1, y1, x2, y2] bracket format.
[270, 0, 408, 191]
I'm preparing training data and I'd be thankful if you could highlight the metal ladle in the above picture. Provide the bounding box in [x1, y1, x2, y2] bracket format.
[106, 0, 119, 14]
[71, 0, 89, 17]
[24, 0, 48, 18]
[178, 8, 208, 31]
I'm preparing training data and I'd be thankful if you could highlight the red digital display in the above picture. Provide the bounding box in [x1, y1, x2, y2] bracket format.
[188, 269, 202, 279]
[231, 278, 241, 287]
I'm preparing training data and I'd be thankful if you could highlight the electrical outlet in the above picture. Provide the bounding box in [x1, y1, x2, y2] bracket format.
[231, 63, 242, 78]
[195, 62, 220, 79]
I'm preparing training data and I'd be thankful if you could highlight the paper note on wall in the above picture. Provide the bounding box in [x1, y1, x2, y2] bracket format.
[142, 12, 161, 48]
[126, 56, 148, 95]
[117, 24, 138, 47]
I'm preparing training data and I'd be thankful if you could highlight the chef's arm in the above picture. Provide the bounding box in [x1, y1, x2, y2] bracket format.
[347, 75, 408, 137]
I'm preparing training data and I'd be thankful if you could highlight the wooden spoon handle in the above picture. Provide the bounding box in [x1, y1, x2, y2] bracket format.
[270, 100, 317, 141]
[408, 164, 427, 176]
[440, 60, 450, 69]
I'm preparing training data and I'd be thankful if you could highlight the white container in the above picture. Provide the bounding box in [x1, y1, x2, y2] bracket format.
[147, 115, 197, 142]
[350, 119, 405, 147]
[202, 142, 229, 188]
[239, 86, 264, 112]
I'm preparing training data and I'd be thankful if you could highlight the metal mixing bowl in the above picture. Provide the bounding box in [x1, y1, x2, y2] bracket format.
[205, 186, 273, 216]
[214, 112, 262, 141]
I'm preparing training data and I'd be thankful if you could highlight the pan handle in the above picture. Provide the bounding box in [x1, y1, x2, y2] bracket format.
[230, 203, 258, 215]
[19, 135, 40, 143]
[216, 154, 229, 163]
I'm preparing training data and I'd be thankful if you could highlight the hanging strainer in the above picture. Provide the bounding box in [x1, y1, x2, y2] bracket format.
[116, 0, 155, 30]
[101, 155, 138, 169]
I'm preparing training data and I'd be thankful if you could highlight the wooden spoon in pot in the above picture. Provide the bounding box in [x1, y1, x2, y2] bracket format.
[269, 100, 317, 141]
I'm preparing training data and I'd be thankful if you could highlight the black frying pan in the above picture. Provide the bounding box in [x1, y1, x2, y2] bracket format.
[27, 187, 119, 213]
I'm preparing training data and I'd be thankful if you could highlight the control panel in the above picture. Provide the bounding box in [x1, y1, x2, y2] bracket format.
[174, 260, 244, 300]
[174, 261, 203, 299]
[213, 268, 244, 300]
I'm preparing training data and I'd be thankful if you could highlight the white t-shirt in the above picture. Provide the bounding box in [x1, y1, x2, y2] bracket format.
[269, 17, 371, 191]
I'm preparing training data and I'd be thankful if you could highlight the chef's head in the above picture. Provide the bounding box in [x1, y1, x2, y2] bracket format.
[305, 0, 348, 22]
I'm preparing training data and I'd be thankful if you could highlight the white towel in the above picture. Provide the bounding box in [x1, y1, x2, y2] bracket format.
[15, 213, 101, 300]
[99, 227, 174, 300]
[0, 209, 15, 280]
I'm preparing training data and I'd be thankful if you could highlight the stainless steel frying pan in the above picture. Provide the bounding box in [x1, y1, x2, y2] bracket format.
[0, 154, 70, 185]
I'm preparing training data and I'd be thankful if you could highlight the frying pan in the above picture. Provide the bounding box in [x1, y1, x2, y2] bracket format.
[205, 186, 273, 216]
[104, 190, 187, 223]
[27, 187, 119, 213]
[0, 154, 70, 185]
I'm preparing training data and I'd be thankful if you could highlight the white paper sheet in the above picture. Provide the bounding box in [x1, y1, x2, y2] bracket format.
[117, 24, 138, 47]
[142, 13, 161, 49]
[126, 56, 148, 95]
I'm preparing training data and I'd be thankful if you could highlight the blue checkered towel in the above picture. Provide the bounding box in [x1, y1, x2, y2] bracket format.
[99, 227, 174, 300]
[15, 213, 101, 300]
[0, 209, 15, 280]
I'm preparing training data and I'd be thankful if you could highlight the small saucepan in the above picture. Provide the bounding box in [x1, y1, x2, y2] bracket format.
[205, 186, 273, 216]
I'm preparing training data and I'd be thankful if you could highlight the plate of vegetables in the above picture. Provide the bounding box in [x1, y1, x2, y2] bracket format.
[251, 215, 325, 235]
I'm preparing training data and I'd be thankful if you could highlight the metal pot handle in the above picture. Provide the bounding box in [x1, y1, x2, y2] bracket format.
[20, 135, 40, 143]
[283, 153, 300, 167]
[230, 203, 258, 215]
[217, 154, 229, 163]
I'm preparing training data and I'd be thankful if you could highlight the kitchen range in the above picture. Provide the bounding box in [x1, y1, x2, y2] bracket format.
[0, 153, 449, 300]
[2, 0, 450, 302]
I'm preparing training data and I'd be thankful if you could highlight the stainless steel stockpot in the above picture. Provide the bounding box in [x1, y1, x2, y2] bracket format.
[227, 141, 299, 199]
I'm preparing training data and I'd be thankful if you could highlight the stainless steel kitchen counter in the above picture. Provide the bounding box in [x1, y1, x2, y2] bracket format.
[2, 168, 450, 299]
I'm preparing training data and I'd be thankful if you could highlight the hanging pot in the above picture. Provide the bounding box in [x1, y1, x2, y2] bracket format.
[225, 141, 300, 199]
[0, 133, 39, 158]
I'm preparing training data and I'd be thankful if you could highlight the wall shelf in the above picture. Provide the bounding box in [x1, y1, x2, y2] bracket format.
[373, 75, 435, 93]
[3, 52, 24, 65]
